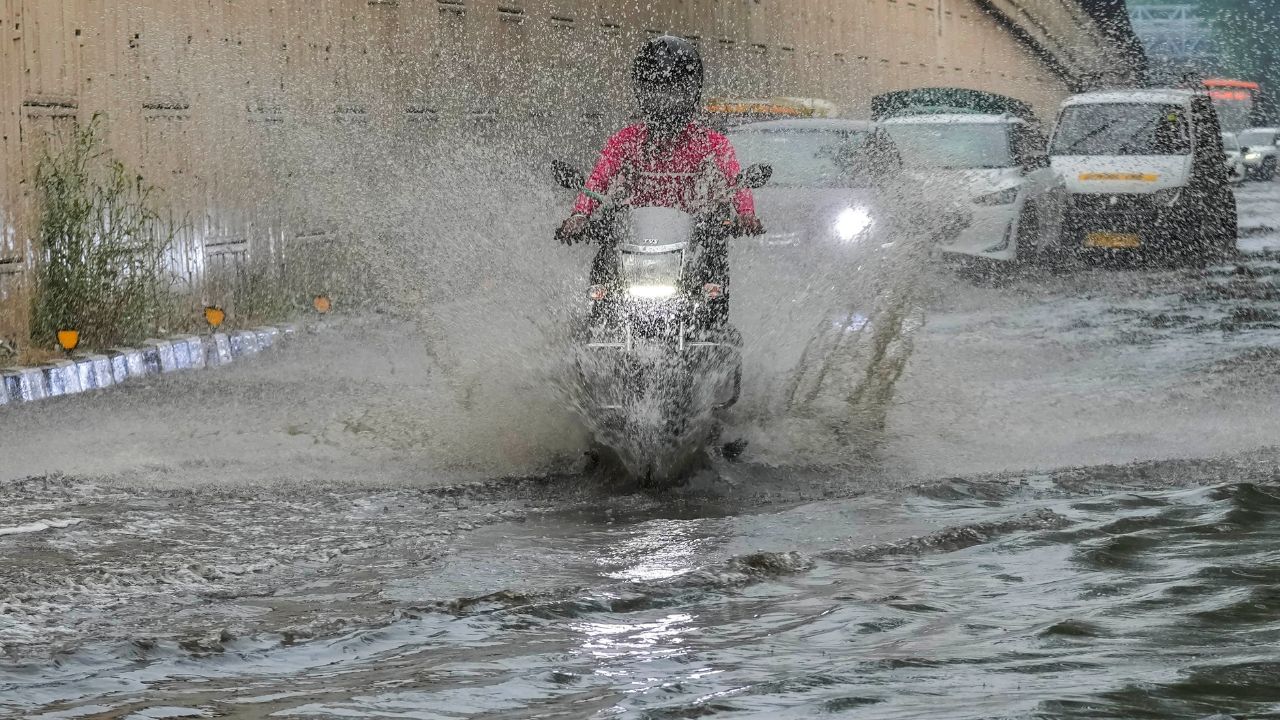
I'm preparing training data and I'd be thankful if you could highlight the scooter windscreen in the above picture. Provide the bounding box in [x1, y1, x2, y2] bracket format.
[616, 207, 693, 300]
[617, 207, 694, 252]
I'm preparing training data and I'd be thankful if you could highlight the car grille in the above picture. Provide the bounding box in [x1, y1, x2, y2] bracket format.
[1069, 194, 1158, 215]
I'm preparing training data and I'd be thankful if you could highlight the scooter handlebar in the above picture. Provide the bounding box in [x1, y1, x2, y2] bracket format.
[727, 216, 765, 238]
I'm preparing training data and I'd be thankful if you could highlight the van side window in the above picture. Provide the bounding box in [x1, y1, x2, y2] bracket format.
[1191, 96, 1223, 154]
[1190, 95, 1228, 183]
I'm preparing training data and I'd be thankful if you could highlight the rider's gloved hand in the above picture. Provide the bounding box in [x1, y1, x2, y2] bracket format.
[736, 214, 765, 237]
[557, 214, 590, 245]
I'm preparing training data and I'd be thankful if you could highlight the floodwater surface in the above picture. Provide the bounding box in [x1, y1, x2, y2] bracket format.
[3, 460, 1278, 718]
[3, 184, 1280, 718]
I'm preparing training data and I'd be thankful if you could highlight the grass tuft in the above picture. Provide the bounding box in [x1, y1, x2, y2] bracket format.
[30, 115, 184, 349]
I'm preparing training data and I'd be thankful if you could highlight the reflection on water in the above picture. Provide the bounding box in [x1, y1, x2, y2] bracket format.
[576, 612, 695, 671]
[596, 519, 707, 581]
[3, 457, 1279, 719]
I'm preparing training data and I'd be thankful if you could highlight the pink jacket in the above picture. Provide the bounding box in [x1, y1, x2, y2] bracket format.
[573, 122, 756, 217]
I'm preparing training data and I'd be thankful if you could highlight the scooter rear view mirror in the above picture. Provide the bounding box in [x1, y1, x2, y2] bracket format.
[740, 164, 773, 189]
[552, 160, 586, 191]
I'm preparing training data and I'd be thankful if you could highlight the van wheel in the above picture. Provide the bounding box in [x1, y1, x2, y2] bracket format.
[1216, 195, 1239, 258]
[1197, 192, 1238, 263]
[1013, 202, 1039, 268]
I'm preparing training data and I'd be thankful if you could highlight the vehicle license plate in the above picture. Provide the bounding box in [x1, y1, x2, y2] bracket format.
[1085, 232, 1141, 249]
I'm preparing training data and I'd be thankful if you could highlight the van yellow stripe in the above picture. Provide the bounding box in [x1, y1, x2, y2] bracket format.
[1078, 172, 1159, 182]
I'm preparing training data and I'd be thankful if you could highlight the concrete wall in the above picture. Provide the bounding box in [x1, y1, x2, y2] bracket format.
[0, 0, 1135, 350]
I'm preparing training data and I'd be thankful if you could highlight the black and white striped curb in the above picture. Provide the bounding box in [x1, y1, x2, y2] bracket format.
[0, 324, 301, 407]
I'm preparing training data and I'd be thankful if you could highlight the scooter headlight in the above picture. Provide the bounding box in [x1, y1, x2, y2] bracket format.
[621, 251, 682, 299]
[834, 207, 873, 242]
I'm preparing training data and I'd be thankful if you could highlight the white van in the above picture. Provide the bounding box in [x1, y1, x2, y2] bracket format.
[1048, 89, 1237, 259]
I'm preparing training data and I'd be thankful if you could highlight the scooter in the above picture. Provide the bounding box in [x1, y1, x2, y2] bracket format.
[552, 159, 772, 484]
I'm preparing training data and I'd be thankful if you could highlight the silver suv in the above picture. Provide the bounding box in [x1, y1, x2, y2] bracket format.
[1238, 127, 1280, 180]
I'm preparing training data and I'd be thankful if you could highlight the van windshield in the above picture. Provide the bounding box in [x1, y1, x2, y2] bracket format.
[1051, 103, 1191, 156]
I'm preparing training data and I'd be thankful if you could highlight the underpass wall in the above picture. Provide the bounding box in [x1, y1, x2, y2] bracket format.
[0, 0, 1136, 352]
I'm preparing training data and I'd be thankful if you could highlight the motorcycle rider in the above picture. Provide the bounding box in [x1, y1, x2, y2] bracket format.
[557, 35, 765, 243]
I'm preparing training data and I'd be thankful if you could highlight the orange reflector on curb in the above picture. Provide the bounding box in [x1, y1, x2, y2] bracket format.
[314, 295, 332, 314]
[204, 306, 226, 328]
[57, 329, 80, 352]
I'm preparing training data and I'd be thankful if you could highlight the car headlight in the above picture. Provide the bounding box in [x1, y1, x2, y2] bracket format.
[834, 207, 873, 242]
[1152, 188, 1181, 207]
[1246, 151, 1263, 161]
[973, 187, 1020, 206]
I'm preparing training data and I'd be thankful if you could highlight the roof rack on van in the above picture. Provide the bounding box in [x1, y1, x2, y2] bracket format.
[870, 88, 1039, 126]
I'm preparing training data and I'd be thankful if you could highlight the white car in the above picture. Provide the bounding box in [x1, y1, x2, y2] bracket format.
[882, 113, 1067, 263]
[1237, 127, 1280, 180]
[1222, 132, 1247, 183]
[730, 119, 911, 248]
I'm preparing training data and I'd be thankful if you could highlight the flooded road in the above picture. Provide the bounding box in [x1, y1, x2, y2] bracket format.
[4, 183, 1280, 718]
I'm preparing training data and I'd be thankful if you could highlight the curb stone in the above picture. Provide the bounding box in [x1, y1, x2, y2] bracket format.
[207, 333, 233, 366]
[43, 360, 82, 397]
[0, 323, 308, 410]
[110, 347, 147, 381]
[229, 330, 259, 357]
[177, 336, 205, 370]
[3, 367, 48, 403]
[73, 356, 94, 391]
[80, 354, 115, 390]
[141, 338, 179, 373]
[255, 327, 279, 349]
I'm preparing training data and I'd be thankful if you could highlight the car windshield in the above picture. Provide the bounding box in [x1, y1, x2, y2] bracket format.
[1238, 130, 1277, 147]
[1051, 103, 1191, 156]
[1222, 134, 1240, 151]
[729, 128, 891, 188]
[883, 122, 1013, 170]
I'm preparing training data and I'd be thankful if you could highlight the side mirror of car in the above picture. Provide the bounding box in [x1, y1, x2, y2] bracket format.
[1020, 152, 1050, 171]
[552, 160, 586, 191]
[739, 164, 773, 189]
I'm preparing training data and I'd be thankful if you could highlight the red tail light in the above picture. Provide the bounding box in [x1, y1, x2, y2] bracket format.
[588, 284, 608, 301]
[703, 283, 724, 300]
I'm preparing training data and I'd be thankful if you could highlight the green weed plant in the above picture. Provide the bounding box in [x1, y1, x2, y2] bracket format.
[31, 116, 181, 349]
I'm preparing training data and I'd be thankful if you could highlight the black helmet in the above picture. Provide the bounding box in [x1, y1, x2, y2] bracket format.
[632, 35, 704, 139]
